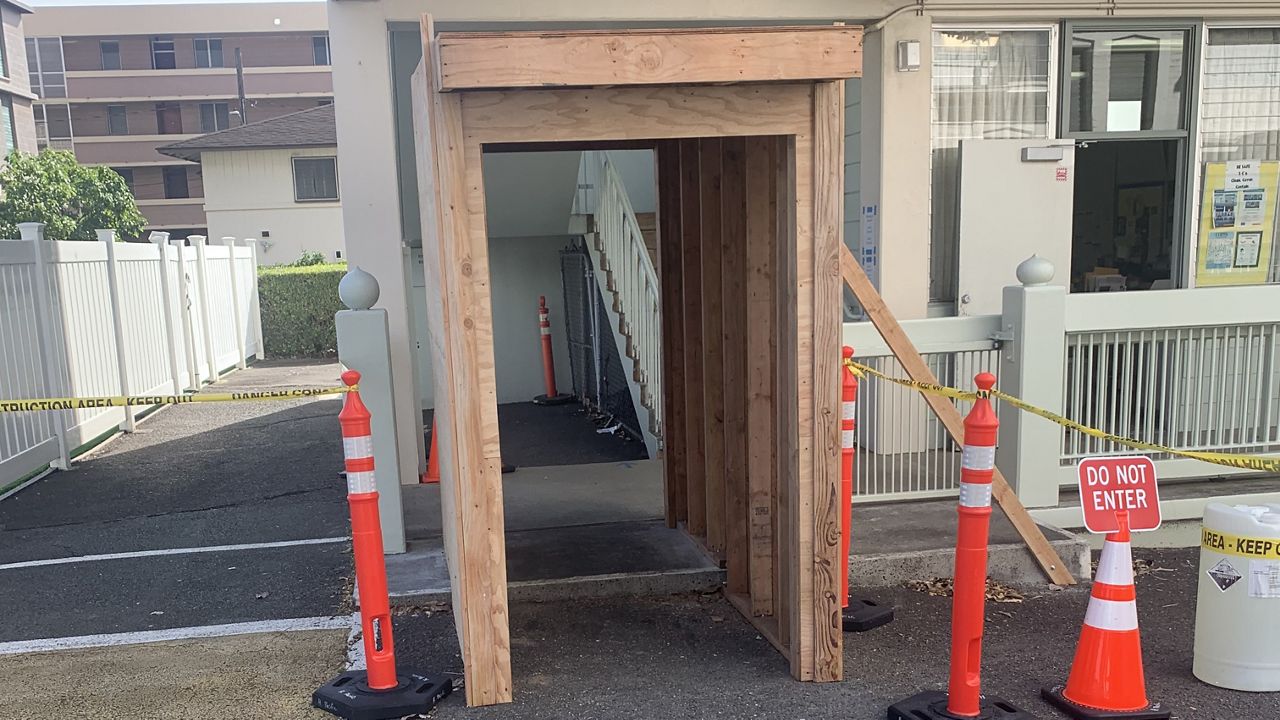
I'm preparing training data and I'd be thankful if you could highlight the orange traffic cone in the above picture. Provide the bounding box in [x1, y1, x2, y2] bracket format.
[1042, 510, 1169, 719]
[421, 421, 440, 484]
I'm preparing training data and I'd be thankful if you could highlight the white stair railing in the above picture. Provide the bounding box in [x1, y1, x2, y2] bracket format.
[591, 153, 663, 438]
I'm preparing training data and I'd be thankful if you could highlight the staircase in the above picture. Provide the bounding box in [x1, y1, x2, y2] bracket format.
[582, 152, 663, 447]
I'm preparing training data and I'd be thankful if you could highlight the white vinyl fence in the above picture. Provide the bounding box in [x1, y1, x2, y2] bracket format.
[0, 223, 262, 488]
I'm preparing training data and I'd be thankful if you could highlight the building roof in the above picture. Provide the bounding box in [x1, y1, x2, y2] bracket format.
[4, 0, 33, 14]
[159, 104, 336, 162]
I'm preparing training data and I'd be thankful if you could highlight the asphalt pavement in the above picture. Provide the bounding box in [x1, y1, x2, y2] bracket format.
[0, 361, 352, 642]
[392, 547, 1273, 720]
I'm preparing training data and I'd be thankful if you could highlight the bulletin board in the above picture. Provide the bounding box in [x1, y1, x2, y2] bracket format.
[1195, 160, 1278, 286]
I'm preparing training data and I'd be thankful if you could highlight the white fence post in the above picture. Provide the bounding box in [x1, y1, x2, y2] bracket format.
[245, 238, 266, 360]
[220, 237, 248, 369]
[98, 229, 135, 432]
[189, 235, 219, 382]
[17, 222, 70, 470]
[335, 267, 407, 554]
[171, 238, 201, 390]
[996, 255, 1067, 509]
[150, 232, 183, 395]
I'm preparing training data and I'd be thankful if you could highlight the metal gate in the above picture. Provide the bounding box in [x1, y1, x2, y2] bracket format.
[559, 239, 643, 442]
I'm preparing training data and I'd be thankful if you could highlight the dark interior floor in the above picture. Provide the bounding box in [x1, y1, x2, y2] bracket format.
[424, 400, 648, 468]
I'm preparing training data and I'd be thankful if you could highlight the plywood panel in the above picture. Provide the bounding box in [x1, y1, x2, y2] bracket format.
[414, 17, 511, 706]
[657, 141, 687, 528]
[744, 136, 776, 617]
[436, 27, 862, 91]
[679, 138, 707, 538]
[700, 137, 726, 556]
[461, 85, 814, 145]
[720, 136, 749, 595]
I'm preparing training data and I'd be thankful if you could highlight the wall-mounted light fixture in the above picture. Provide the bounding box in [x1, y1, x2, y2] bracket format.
[896, 40, 921, 72]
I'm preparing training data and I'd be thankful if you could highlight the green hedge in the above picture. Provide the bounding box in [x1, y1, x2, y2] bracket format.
[258, 263, 346, 358]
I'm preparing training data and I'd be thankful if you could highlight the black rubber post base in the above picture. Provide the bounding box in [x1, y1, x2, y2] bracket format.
[1041, 686, 1170, 720]
[888, 690, 1039, 720]
[312, 670, 452, 720]
[842, 598, 895, 632]
[533, 393, 574, 406]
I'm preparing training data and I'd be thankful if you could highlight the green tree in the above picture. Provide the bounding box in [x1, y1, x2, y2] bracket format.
[0, 150, 147, 240]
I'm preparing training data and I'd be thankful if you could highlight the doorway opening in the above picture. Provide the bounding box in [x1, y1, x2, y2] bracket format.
[1071, 138, 1181, 291]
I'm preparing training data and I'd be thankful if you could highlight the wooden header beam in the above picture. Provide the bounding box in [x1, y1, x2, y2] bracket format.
[435, 26, 862, 91]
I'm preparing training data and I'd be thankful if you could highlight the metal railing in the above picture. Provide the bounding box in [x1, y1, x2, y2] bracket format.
[843, 315, 1001, 502]
[588, 153, 663, 438]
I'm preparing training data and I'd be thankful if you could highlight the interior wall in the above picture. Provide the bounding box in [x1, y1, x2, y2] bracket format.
[411, 236, 575, 407]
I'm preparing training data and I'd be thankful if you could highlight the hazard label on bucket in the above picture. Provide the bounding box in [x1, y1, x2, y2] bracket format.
[1248, 560, 1280, 599]
[1207, 558, 1242, 592]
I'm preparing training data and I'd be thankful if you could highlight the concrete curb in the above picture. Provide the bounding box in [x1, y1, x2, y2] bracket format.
[390, 567, 726, 606]
[852, 524, 1091, 588]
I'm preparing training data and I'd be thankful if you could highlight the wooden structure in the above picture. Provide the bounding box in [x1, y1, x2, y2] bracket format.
[412, 18, 860, 706]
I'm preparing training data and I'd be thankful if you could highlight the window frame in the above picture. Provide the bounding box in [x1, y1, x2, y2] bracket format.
[198, 101, 230, 133]
[106, 104, 128, 135]
[193, 37, 224, 69]
[112, 167, 134, 192]
[99, 40, 121, 71]
[162, 166, 190, 200]
[0, 18, 8, 79]
[0, 94, 16, 155]
[26, 37, 67, 99]
[292, 156, 340, 202]
[927, 22, 1059, 307]
[150, 36, 177, 70]
[312, 34, 331, 65]
[154, 101, 183, 134]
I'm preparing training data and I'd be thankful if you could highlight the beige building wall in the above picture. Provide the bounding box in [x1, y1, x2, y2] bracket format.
[201, 147, 344, 265]
[2, 3, 36, 154]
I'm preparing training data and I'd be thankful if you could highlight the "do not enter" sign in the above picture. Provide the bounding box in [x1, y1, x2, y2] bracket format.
[1077, 455, 1162, 534]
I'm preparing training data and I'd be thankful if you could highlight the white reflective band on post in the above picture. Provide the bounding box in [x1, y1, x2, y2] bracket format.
[540, 327, 552, 336]
[346, 470, 377, 495]
[1083, 597, 1139, 632]
[841, 401, 856, 421]
[841, 429, 856, 450]
[1094, 541, 1135, 586]
[343, 436, 373, 460]
[958, 482, 992, 508]
[961, 445, 996, 471]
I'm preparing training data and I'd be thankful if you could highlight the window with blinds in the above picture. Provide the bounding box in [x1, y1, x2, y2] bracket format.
[929, 29, 1053, 303]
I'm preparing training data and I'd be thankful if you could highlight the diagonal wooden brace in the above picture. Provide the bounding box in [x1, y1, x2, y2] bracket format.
[839, 246, 1076, 586]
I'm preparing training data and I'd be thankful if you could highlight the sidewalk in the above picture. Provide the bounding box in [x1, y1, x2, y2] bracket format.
[0, 361, 353, 719]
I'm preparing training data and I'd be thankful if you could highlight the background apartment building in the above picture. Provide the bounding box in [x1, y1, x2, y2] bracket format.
[24, 3, 331, 237]
[0, 0, 35, 157]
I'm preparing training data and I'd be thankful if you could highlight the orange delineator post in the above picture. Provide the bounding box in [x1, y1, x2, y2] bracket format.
[313, 370, 451, 719]
[840, 347, 856, 610]
[1042, 510, 1169, 719]
[888, 372, 1033, 720]
[839, 348, 893, 633]
[533, 296, 571, 405]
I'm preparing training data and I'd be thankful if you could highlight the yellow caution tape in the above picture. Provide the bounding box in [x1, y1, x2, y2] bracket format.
[1202, 528, 1280, 560]
[844, 358, 1280, 474]
[0, 387, 351, 413]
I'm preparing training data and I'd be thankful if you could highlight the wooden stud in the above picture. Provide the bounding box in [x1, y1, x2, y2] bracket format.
[720, 136, 750, 595]
[680, 138, 707, 538]
[808, 81, 846, 682]
[436, 27, 862, 91]
[774, 135, 799, 657]
[744, 136, 776, 617]
[657, 141, 687, 528]
[838, 246, 1077, 586]
[700, 137, 727, 556]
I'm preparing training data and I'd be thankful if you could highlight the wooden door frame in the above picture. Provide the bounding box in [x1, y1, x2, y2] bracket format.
[412, 17, 860, 706]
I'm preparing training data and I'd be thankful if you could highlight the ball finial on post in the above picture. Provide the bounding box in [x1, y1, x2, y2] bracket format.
[339, 266, 381, 311]
[1015, 255, 1055, 287]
